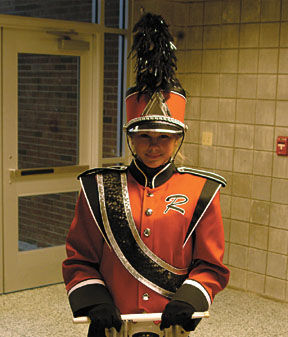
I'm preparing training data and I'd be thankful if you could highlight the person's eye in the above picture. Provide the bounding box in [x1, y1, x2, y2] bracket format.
[159, 135, 169, 140]
[139, 134, 150, 138]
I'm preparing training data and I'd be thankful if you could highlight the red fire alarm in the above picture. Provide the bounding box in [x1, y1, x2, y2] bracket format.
[276, 136, 288, 156]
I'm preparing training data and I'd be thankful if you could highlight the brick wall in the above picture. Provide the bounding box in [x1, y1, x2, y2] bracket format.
[103, 33, 122, 157]
[18, 53, 79, 169]
[18, 192, 78, 250]
[105, 0, 121, 27]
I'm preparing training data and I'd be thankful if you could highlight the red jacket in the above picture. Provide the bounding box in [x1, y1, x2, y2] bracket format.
[62, 161, 229, 316]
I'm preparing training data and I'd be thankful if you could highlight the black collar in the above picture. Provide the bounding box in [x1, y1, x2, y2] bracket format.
[128, 159, 176, 188]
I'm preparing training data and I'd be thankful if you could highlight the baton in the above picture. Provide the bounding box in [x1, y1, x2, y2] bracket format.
[73, 311, 209, 324]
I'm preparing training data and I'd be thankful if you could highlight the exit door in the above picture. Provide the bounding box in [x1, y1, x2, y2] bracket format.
[2, 26, 94, 293]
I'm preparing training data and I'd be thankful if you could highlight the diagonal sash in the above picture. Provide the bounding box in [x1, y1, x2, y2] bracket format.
[80, 169, 221, 298]
[79, 169, 221, 298]
[96, 170, 189, 298]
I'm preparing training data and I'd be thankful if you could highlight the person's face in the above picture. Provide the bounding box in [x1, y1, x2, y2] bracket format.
[131, 131, 180, 168]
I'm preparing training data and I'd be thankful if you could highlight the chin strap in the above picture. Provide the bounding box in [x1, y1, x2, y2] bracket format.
[173, 132, 185, 161]
[126, 133, 137, 159]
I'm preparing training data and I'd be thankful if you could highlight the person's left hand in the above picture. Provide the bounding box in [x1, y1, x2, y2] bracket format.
[160, 300, 201, 331]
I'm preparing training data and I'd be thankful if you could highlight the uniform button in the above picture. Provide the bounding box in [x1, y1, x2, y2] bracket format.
[143, 228, 151, 237]
[142, 293, 150, 301]
[147, 192, 154, 197]
[145, 208, 153, 216]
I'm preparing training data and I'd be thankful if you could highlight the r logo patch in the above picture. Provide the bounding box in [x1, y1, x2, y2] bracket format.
[164, 194, 189, 215]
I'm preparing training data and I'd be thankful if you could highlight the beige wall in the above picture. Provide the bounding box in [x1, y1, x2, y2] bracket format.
[132, 0, 288, 303]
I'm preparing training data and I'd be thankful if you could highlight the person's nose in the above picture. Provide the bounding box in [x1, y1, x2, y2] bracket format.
[149, 137, 159, 146]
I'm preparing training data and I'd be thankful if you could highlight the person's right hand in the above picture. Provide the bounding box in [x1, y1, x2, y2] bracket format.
[87, 303, 122, 337]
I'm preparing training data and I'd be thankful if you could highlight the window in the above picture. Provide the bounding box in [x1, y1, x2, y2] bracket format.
[105, 0, 127, 28]
[0, 0, 96, 23]
[0, 0, 129, 163]
[103, 34, 126, 158]
[18, 53, 80, 169]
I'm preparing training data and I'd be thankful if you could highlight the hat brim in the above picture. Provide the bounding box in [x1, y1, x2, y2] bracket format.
[124, 115, 187, 134]
[126, 120, 184, 134]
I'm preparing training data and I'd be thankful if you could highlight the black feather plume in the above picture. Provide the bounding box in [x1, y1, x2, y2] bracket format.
[129, 13, 183, 97]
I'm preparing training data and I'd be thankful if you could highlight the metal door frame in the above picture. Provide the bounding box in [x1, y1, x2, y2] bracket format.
[0, 26, 3, 294]
[0, 15, 103, 293]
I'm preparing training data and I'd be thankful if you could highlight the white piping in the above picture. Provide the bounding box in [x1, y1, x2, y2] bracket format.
[151, 162, 172, 188]
[134, 159, 148, 187]
[178, 167, 226, 186]
[68, 279, 105, 297]
[183, 279, 211, 307]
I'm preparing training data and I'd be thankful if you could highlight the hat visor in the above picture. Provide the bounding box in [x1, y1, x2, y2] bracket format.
[126, 121, 184, 134]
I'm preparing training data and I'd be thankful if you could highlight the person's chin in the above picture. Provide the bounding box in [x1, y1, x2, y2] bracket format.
[144, 156, 164, 168]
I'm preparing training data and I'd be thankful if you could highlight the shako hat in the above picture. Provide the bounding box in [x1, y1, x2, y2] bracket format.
[124, 13, 187, 134]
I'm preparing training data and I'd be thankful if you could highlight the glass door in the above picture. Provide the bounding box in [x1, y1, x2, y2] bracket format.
[2, 27, 93, 292]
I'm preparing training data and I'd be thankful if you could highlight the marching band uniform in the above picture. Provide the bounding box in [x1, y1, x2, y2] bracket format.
[63, 13, 230, 337]
[63, 160, 229, 316]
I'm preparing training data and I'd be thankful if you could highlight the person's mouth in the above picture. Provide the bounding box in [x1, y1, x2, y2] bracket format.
[146, 153, 161, 159]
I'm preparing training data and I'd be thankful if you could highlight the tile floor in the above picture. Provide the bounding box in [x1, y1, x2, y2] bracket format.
[0, 284, 288, 337]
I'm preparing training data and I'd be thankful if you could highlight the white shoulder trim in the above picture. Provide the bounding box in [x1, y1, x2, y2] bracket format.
[177, 167, 226, 187]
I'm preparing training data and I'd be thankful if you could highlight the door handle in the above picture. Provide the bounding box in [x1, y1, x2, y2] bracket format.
[20, 168, 54, 176]
[9, 165, 89, 181]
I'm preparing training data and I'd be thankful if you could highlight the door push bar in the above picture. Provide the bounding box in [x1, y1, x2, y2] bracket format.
[9, 165, 89, 181]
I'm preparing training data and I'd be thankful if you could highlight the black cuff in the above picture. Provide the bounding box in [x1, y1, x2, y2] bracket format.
[69, 283, 114, 317]
[173, 283, 209, 312]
